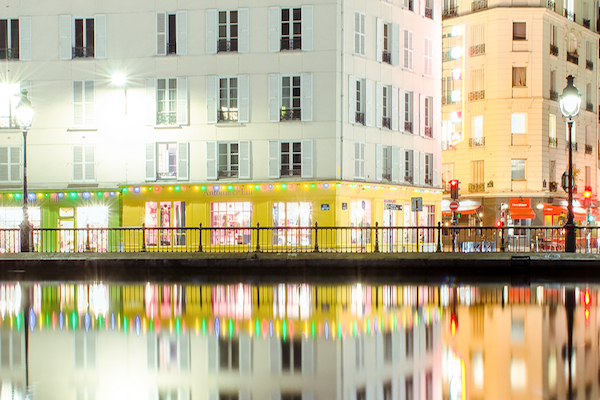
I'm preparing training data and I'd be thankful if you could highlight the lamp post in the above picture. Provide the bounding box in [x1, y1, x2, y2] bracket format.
[16, 90, 33, 253]
[559, 75, 581, 253]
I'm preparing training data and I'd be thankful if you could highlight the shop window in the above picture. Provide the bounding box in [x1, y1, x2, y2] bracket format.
[144, 201, 186, 247]
[210, 202, 252, 245]
[219, 337, 239, 371]
[350, 199, 371, 245]
[273, 202, 313, 246]
[0, 207, 40, 252]
[281, 340, 302, 372]
[76, 206, 108, 252]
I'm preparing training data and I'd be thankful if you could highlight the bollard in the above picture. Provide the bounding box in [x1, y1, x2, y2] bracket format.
[141, 223, 147, 252]
[198, 223, 203, 252]
[500, 227, 505, 252]
[255, 222, 261, 252]
[436, 222, 442, 252]
[85, 223, 91, 252]
[314, 222, 319, 252]
[374, 222, 379, 252]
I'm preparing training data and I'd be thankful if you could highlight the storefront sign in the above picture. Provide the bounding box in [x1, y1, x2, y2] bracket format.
[203, 187, 254, 197]
[384, 203, 403, 211]
[321, 204, 330, 211]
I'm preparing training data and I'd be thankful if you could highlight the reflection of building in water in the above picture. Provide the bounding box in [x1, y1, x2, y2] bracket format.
[441, 286, 599, 400]
[0, 283, 441, 400]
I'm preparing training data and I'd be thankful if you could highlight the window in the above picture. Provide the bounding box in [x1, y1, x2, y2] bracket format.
[219, 77, 238, 122]
[424, 153, 433, 185]
[404, 0, 414, 12]
[586, 40, 593, 62]
[383, 382, 392, 400]
[512, 67, 526, 87]
[382, 85, 390, 129]
[382, 22, 391, 63]
[550, 24, 557, 46]
[511, 159, 525, 180]
[350, 199, 371, 244]
[511, 113, 526, 134]
[404, 150, 414, 183]
[405, 327, 413, 357]
[382, 145, 392, 180]
[0, 331, 22, 367]
[156, 12, 187, 56]
[73, 81, 94, 126]
[471, 160, 484, 186]
[268, 73, 312, 123]
[403, 30, 413, 70]
[424, 97, 433, 136]
[73, 146, 95, 182]
[269, 6, 312, 52]
[472, 351, 484, 388]
[512, 22, 526, 40]
[354, 78, 365, 125]
[423, 38, 433, 77]
[425, 0, 433, 17]
[210, 202, 252, 245]
[282, 76, 301, 120]
[218, 142, 239, 178]
[219, 394, 238, 400]
[510, 358, 527, 389]
[281, 8, 302, 50]
[74, 331, 96, 369]
[280, 142, 301, 176]
[354, 12, 366, 56]
[282, 394, 301, 400]
[218, 11, 238, 52]
[354, 142, 365, 179]
[355, 336, 365, 369]
[469, 69, 484, 101]
[0, 147, 21, 183]
[404, 91, 413, 133]
[146, 142, 189, 181]
[219, 337, 239, 371]
[425, 324, 433, 351]
[60, 15, 106, 60]
[425, 372, 433, 400]
[146, 77, 188, 126]
[0, 19, 21, 60]
[550, 70, 556, 98]
[144, 201, 186, 247]
[405, 377, 414, 400]
[268, 140, 312, 179]
[470, 24, 485, 56]
[273, 202, 313, 246]
[281, 340, 302, 372]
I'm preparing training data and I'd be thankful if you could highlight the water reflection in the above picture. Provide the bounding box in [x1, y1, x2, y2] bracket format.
[0, 282, 591, 400]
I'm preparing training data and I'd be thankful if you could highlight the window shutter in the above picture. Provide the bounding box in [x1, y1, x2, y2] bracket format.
[206, 9, 217, 54]
[270, 338, 282, 374]
[207, 334, 218, 373]
[375, 82, 383, 129]
[145, 143, 156, 181]
[301, 6, 313, 51]
[177, 142, 189, 181]
[419, 152, 425, 185]
[177, 77, 188, 125]
[403, 31, 409, 69]
[84, 80, 95, 126]
[60, 15, 72, 60]
[0, 148, 9, 182]
[206, 75, 218, 124]
[268, 140, 280, 179]
[301, 139, 314, 178]
[354, 142, 360, 179]
[392, 86, 399, 131]
[73, 146, 84, 181]
[176, 11, 187, 56]
[413, 92, 419, 135]
[354, 12, 360, 54]
[206, 142, 218, 180]
[433, 154, 440, 187]
[361, 14, 366, 55]
[239, 140, 251, 179]
[420, 0, 426, 17]
[423, 39, 429, 75]
[147, 334, 157, 369]
[156, 12, 167, 56]
[10, 147, 20, 182]
[268, 7, 281, 53]
[239, 333, 252, 374]
[302, 338, 314, 376]
[179, 334, 190, 371]
[392, 146, 400, 183]
[145, 78, 156, 126]
[413, 150, 420, 185]
[84, 146, 95, 181]
[376, 333, 383, 366]
[73, 81, 84, 126]
[408, 32, 413, 69]
[94, 15, 107, 59]
[238, 75, 250, 123]
[376, 18, 383, 62]
[419, 94, 425, 136]
[348, 75, 356, 124]
[239, 389, 251, 400]
[238, 8, 250, 53]
[268, 74, 281, 123]
[399, 148, 405, 180]
[399, 89, 405, 130]
[19, 17, 32, 61]
[391, 23, 400, 66]
[376, 144, 382, 181]
[301, 73, 313, 122]
[360, 143, 365, 179]
[365, 80, 373, 127]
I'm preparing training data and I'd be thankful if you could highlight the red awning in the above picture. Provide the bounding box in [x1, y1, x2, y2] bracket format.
[543, 204, 567, 216]
[442, 206, 481, 216]
[509, 205, 536, 219]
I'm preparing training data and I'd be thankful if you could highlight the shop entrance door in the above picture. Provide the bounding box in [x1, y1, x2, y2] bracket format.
[383, 203, 402, 252]
[77, 206, 109, 252]
[58, 207, 75, 252]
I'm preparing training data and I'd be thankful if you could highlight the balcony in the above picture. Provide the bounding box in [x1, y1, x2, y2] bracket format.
[586, 144, 593, 154]
[549, 137, 557, 148]
[550, 44, 559, 56]
[72, 46, 94, 58]
[424, 126, 432, 137]
[586, 60, 593, 70]
[0, 116, 19, 129]
[567, 51, 579, 65]
[425, 176, 433, 185]
[425, 7, 433, 19]
[468, 90, 485, 101]
[0, 48, 18, 60]
[442, 50, 453, 62]
[468, 182, 485, 193]
[546, 0, 555, 11]
[471, 0, 488, 11]
[469, 137, 485, 147]
[406, 0, 414, 11]
[382, 117, 391, 129]
[550, 91, 558, 101]
[382, 173, 392, 181]
[156, 112, 177, 126]
[583, 18, 591, 29]
[281, 108, 301, 121]
[218, 39, 238, 52]
[218, 110, 238, 123]
[442, 5, 458, 18]
[355, 112, 365, 125]
[382, 51, 391, 64]
[404, 121, 413, 133]
[281, 168, 301, 177]
[218, 170, 239, 178]
[442, 95, 452, 105]
[281, 37, 302, 51]
[469, 44, 485, 56]
[566, 141, 578, 151]
[564, 9, 575, 22]
[404, 175, 414, 184]
[587, 102, 594, 112]
[549, 181, 558, 192]
[167, 43, 176, 54]
[157, 171, 176, 180]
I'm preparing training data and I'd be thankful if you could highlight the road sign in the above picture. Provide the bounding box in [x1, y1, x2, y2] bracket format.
[411, 197, 423, 212]
[449, 201, 459, 211]
[385, 203, 403, 211]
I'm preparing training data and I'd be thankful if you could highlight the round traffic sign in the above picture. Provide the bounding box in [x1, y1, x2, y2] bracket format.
[449, 201, 459, 211]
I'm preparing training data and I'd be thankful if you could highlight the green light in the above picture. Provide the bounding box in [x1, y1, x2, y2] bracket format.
[123, 316, 128, 333]
[201, 186, 206, 191]
[256, 318, 260, 337]
[282, 320, 288, 342]
[98, 315, 103, 328]
[176, 318, 181, 336]
[150, 319, 154, 332]
[311, 321, 315, 338]
[71, 311, 78, 329]
[16, 312, 22, 332]
[337, 183, 341, 187]
[46, 312, 49, 327]
[394, 315, 397, 331]
[148, 187, 153, 191]
[227, 185, 233, 191]
[282, 184, 287, 189]
[229, 318, 233, 338]
[311, 184, 316, 188]
[338, 321, 341, 338]
[353, 320, 357, 337]
[70, 192, 77, 198]
[255, 185, 260, 190]
[97, 192, 102, 197]
[15, 193, 21, 199]
[202, 318, 206, 335]
[175, 186, 181, 191]
[122, 187, 128, 193]
[367, 318, 371, 335]
[45, 193, 49, 197]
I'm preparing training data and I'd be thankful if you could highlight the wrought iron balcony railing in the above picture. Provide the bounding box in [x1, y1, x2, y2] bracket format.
[586, 60, 593, 70]
[566, 141, 578, 151]
[587, 102, 594, 112]
[404, 175, 413, 184]
[281, 37, 302, 50]
[218, 110, 239, 123]
[550, 44, 559, 56]
[424, 126, 432, 138]
[469, 44, 485, 56]
[218, 39, 238, 52]
[281, 108, 301, 121]
[382, 51, 391, 64]
[425, 176, 433, 185]
[586, 144, 593, 154]
[404, 121, 413, 133]
[382, 117, 391, 129]
[583, 18, 590, 29]
[564, 9, 575, 21]
[281, 168, 301, 176]
[72, 46, 94, 58]
[469, 137, 485, 147]
[167, 43, 176, 54]
[468, 90, 485, 101]
[567, 51, 579, 65]
[425, 8, 433, 19]
[550, 90, 558, 101]
[442, 5, 458, 18]
[0, 48, 19, 60]
[218, 170, 239, 178]
[156, 112, 177, 126]
[549, 137, 557, 148]
[549, 181, 557, 192]
[0, 116, 19, 129]
[546, 0, 555, 11]
[468, 182, 485, 193]
[471, 0, 488, 11]
[442, 50, 453, 62]
[355, 112, 365, 125]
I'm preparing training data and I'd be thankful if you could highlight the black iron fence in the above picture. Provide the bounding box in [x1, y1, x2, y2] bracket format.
[3, 224, 600, 254]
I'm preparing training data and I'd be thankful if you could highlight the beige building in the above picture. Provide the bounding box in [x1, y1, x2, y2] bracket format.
[441, 0, 600, 228]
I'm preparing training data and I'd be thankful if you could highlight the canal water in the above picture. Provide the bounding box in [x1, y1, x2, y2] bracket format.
[0, 281, 588, 399]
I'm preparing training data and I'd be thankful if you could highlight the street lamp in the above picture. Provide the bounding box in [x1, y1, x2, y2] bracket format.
[112, 72, 128, 114]
[559, 75, 581, 252]
[16, 89, 33, 252]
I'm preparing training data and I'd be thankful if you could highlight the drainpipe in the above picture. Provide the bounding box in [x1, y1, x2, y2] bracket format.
[340, 0, 345, 181]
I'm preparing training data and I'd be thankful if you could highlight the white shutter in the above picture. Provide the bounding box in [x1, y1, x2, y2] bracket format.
[376, 18, 383, 62]
[399, 89, 405, 131]
[392, 86, 399, 131]
[301, 73, 313, 122]
[376, 333, 383, 366]
[206, 142, 218, 180]
[238, 75, 250, 123]
[209, 389, 219, 400]
[145, 78, 156, 125]
[207, 335, 218, 373]
[19, 17, 32, 61]
[365, 79, 373, 127]
[361, 14, 366, 55]
[268, 74, 281, 122]
[399, 148, 405, 180]
[270, 338, 282, 374]
[206, 75, 218, 124]
[94, 15, 107, 59]
[239, 8, 250, 53]
[302, 338, 314, 376]
[301, 6, 313, 51]
[239, 140, 251, 179]
[420, 0, 426, 16]
[177, 142, 189, 181]
[73, 146, 84, 181]
[84, 80, 95, 126]
[145, 143, 156, 181]
[413, 93, 419, 136]
[269, 7, 281, 53]
[408, 32, 413, 69]
[206, 9, 217, 54]
[391, 23, 400, 66]
[9, 147, 20, 182]
[60, 15, 72, 60]
[301, 139, 314, 178]
[433, 154, 440, 187]
[239, 333, 252, 374]
[428, 39, 434, 76]
[179, 334, 190, 371]
[0, 148, 9, 182]
[84, 146, 95, 181]
[432, 96, 440, 139]
[349, 75, 356, 124]
[376, 144, 383, 181]
[360, 143, 365, 179]
[423, 39, 429, 76]
[375, 82, 383, 129]
[239, 389, 251, 400]
[156, 12, 167, 56]
[147, 334, 157, 369]
[419, 94, 425, 136]
[177, 77, 188, 125]
[413, 150, 420, 184]
[354, 12, 360, 54]
[176, 11, 187, 56]
[403, 30, 409, 69]
[73, 81, 84, 126]
[302, 392, 314, 400]
[269, 140, 280, 179]
[392, 146, 400, 183]
[419, 152, 425, 185]
[354, 142, 361, 179]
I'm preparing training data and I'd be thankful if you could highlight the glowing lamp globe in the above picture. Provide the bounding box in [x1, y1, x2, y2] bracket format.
[559, 75, 581, 118]
[16, 90, 33, 128]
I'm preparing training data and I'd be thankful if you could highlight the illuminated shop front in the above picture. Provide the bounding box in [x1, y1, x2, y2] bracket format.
[273, 202, 312, 245]
[144, 201, 186, 247]
[211, 201, 253, 245]
[0, 206, 40, 252]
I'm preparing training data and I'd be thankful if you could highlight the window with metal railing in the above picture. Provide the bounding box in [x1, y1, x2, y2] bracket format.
[471, 0, 488, 11]
[469, 137, 485, 147]
[443, 5, 458, 18]
[156, 78, 178, 126]
[73, 18, 94, 58]
[583, 18, 590, 28]
[281, 76, 301, 121]
[549, 137, 557, 148]
[585, 144, 593, 154]
[218, 10, 238, 53]
[219, 77, 238, 123]
[281, 8, 302, 51]
[546, 0, 555, 10]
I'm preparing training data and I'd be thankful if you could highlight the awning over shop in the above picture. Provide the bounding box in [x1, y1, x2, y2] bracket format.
[509, 198, 535, 219]
[543, 203, 589, 220]
[442, 205, 481, 216]
[542, 204, 566, 216]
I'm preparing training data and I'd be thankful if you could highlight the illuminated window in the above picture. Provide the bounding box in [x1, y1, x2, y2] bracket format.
[157, 143, 177, 179]
[548, 348, 557, 390]
[511, 159, 525, 181]
[146, 142, 188, 181]
[144, 201, 186, 247]
[218, 77, 238, 122]
[218, 10, 238, 52]
[350, 199, 371, 244]
[210, 202, 252, 245]
[549, 114, 557, 147]
[472, 350, 484, 388]
[510, 358, 527, 389]
[512, 67, 527, 87]
[218, 142, 239, 178]
[273, 202, 312, 246]
[511, 113, 526, 134]
[157, 78, 178, 125]
[281, 75, 302, 120]
[0, 83, 25, 129]
[512, 22, 526, 40]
